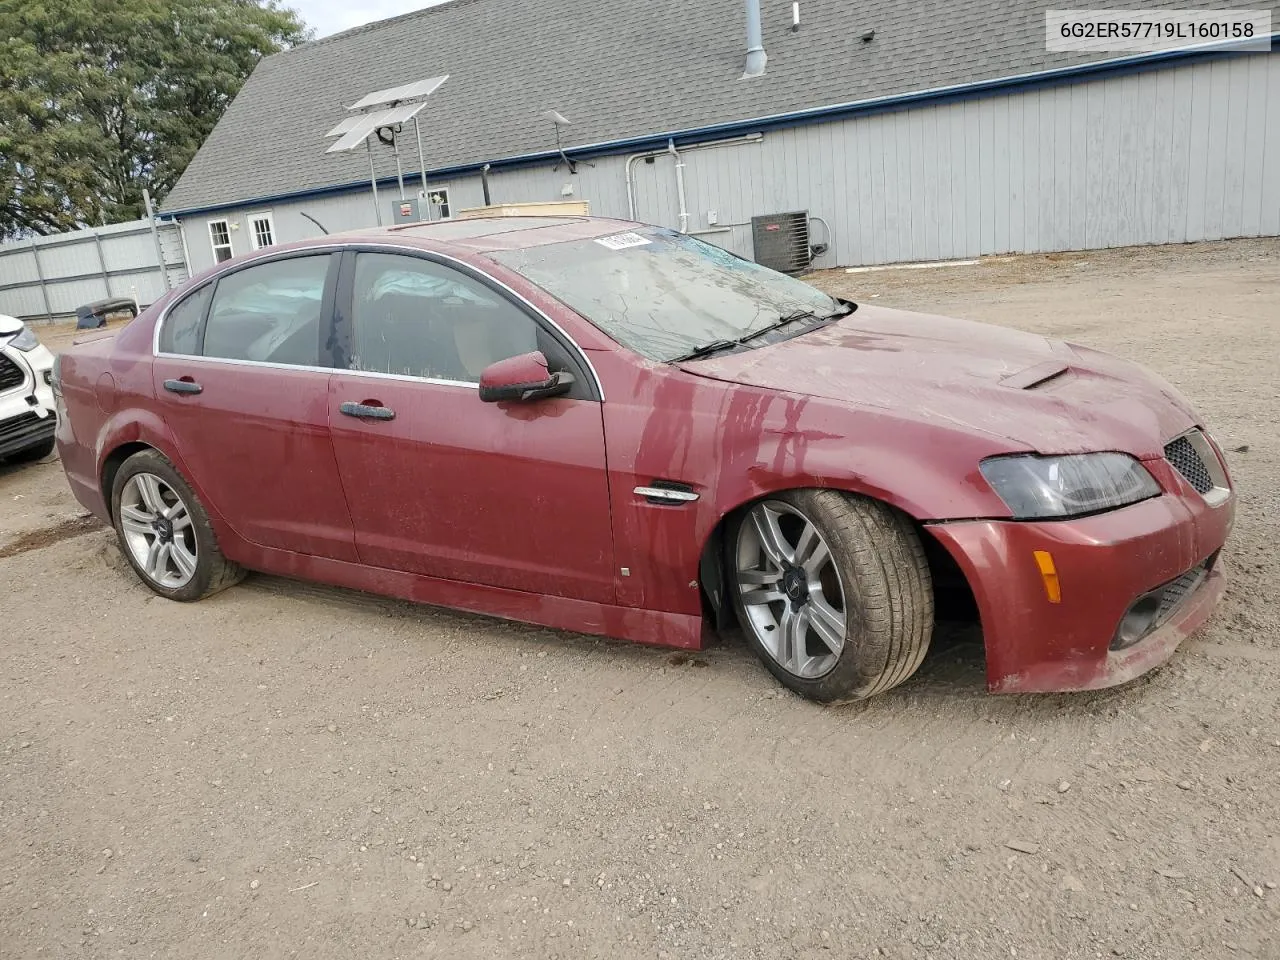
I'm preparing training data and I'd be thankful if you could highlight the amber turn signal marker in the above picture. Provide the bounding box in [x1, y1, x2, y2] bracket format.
[1033, 550, 1062, 603]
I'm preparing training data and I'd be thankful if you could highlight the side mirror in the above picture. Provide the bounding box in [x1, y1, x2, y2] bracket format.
[478, 351, 575, 403]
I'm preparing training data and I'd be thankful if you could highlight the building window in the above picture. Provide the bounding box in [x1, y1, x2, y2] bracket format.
[208, 219, 233, 263]
[248, 212, 276, 250]
[426, 188, 451, 220]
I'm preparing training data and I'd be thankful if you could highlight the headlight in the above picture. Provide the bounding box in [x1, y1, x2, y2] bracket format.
[6, 324, 41, 352]
[980, 452, 1160, 519]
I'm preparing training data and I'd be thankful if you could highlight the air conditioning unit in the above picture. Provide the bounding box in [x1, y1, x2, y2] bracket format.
[751, 211, 811, 273]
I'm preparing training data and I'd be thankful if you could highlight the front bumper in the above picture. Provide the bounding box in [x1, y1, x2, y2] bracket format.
[929, 482, 1233, 694]
[0, 342, 56, 459]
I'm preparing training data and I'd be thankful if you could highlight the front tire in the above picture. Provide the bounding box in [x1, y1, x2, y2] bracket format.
[110, 449, 245, 601]
[729, 490, 933, 702]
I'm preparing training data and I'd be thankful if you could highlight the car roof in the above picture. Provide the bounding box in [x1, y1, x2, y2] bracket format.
[336, 215, 644, 254]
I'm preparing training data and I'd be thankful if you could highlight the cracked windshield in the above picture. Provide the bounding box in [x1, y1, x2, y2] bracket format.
[492, 228, 842, 360]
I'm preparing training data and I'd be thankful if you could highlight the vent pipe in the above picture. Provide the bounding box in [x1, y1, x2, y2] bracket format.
[742, 0, 767, 78]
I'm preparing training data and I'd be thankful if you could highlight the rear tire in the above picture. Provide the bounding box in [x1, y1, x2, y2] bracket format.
[729, 490, 933, 703]
[110, 449, 245, 601]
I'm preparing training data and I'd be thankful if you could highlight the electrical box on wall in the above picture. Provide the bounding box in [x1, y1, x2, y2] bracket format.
[392, 198, 420, 223]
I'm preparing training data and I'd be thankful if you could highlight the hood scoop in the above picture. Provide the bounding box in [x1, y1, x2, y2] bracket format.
[1000, 360, 1071, 390]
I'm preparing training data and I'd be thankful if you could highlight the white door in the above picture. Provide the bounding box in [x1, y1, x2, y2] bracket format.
[248, 212, 276, 250]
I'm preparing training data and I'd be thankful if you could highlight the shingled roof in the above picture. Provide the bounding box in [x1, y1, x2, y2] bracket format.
[161, 0, 1270, 213]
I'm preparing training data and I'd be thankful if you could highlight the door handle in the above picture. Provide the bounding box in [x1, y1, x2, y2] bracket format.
[340, 401, 395, 421]
[163, 378, 202, 395]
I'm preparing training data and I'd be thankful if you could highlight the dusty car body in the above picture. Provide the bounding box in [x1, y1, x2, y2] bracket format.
[53, 216, 1233, 700]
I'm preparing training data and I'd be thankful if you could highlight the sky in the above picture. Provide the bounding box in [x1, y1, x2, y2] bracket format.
[286, 0, 449, 38]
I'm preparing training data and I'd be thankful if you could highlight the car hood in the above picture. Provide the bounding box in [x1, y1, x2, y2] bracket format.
[0, 314, 22, 336]
[677, 305, 1198, 458]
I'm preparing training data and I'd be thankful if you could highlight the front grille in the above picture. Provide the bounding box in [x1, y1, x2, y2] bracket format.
[0, 410, 54, 459]
[1164, 434, 1214, 494]
[1154, 562, 1209, 626]
[0, 411, 41, 440]
[1112, 556, 1214, 650]
[0, 353, 26, 393]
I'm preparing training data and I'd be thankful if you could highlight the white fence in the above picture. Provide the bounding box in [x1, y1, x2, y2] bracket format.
[0, 218, 189, 323]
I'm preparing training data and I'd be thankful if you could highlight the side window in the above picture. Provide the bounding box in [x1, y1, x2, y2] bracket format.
[158, 284, 213, 355]
[349, 253, 540, 382]
[203, 255, 330, 366]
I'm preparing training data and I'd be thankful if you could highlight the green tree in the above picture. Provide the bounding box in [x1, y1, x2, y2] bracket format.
[0, 0, 309, 239]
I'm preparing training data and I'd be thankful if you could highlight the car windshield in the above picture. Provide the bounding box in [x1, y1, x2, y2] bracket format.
[489, 227, 842, 361]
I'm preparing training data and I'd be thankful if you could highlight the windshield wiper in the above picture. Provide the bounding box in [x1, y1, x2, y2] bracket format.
[668, 339, 743, 363]
[738, 301, 855, 344]
[669, 301, 855, 364]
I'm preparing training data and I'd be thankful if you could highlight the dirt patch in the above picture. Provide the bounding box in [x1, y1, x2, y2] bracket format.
[0, 513, 101, 559]
[2, 239, 1278, 960]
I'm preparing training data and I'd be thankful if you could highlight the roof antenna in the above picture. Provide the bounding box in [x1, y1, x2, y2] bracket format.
[544, 110, 593, 174]
[299, 211, 329, 235]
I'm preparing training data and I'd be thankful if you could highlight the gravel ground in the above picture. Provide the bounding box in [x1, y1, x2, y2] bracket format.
[2, 239, 1278, 960]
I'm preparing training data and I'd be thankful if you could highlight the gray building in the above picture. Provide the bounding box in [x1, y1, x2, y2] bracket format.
[162, 0, 1280, 275]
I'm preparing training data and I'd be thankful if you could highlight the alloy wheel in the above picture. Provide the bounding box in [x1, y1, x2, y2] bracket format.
[118, 472, 199, 589]
[735, 500, 848, 679]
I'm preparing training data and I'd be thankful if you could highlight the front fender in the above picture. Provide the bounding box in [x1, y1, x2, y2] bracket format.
[605, 368, 1014, 616]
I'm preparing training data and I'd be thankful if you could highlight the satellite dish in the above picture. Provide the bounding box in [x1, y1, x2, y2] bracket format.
[543, 110, 571, 126]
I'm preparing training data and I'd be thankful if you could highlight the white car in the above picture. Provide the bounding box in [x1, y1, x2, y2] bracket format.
[0, 314, 57, 463]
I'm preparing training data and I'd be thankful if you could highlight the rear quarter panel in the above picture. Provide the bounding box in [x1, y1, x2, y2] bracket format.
[57, 304, 191, 522]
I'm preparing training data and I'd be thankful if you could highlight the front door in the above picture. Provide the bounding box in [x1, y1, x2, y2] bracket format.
[152, 251, 358, 561]
[326, 250, 615, 602]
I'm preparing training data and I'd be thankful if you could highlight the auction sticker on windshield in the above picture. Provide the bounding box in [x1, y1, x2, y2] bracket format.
[595, 232, 651, 250]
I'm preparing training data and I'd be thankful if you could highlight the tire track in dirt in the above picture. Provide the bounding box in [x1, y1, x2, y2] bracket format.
[0, 513, 100, 559]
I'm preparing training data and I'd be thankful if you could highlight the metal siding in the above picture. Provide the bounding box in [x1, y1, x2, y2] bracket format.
[877, 115, 900, 262]
[918, 107, 941, 261]
[0, 219, 186, 322]
[944, 107, 963, 260]
[856, 116, 876, 263]
[976, 98, 994, 254]
[931, 105, 953, 259]
[1184, 63, 1211, 241]
[1132, 72, 1159, 245]
[0, 247, 35, 289]
[818, 120, 843, 268]
[1260, 55, 1280, 236]
[991, 96, 1009, 254]
[1202, 61, 1230, 240]
[1222, 60, 1251, 239]
[1018, 93, 1038, 253]
[164, 55, 1279, 272]
[1240, 55, 1269, 237]
[1108, 78, 1134, 247]
[1166, 67, 1196, 243]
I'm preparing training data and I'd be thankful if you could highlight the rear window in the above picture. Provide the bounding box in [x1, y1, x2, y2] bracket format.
[489, 227, 838, 361]
[202, 256, 329, 366]
[158, 284, 212, 355]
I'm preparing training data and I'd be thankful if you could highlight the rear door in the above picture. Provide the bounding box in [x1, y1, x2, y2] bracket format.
[152, 252, 358, 561]
[326, 249, 615, 602]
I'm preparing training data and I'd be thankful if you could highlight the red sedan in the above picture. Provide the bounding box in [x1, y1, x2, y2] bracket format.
[54, 216, 1233, 701]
